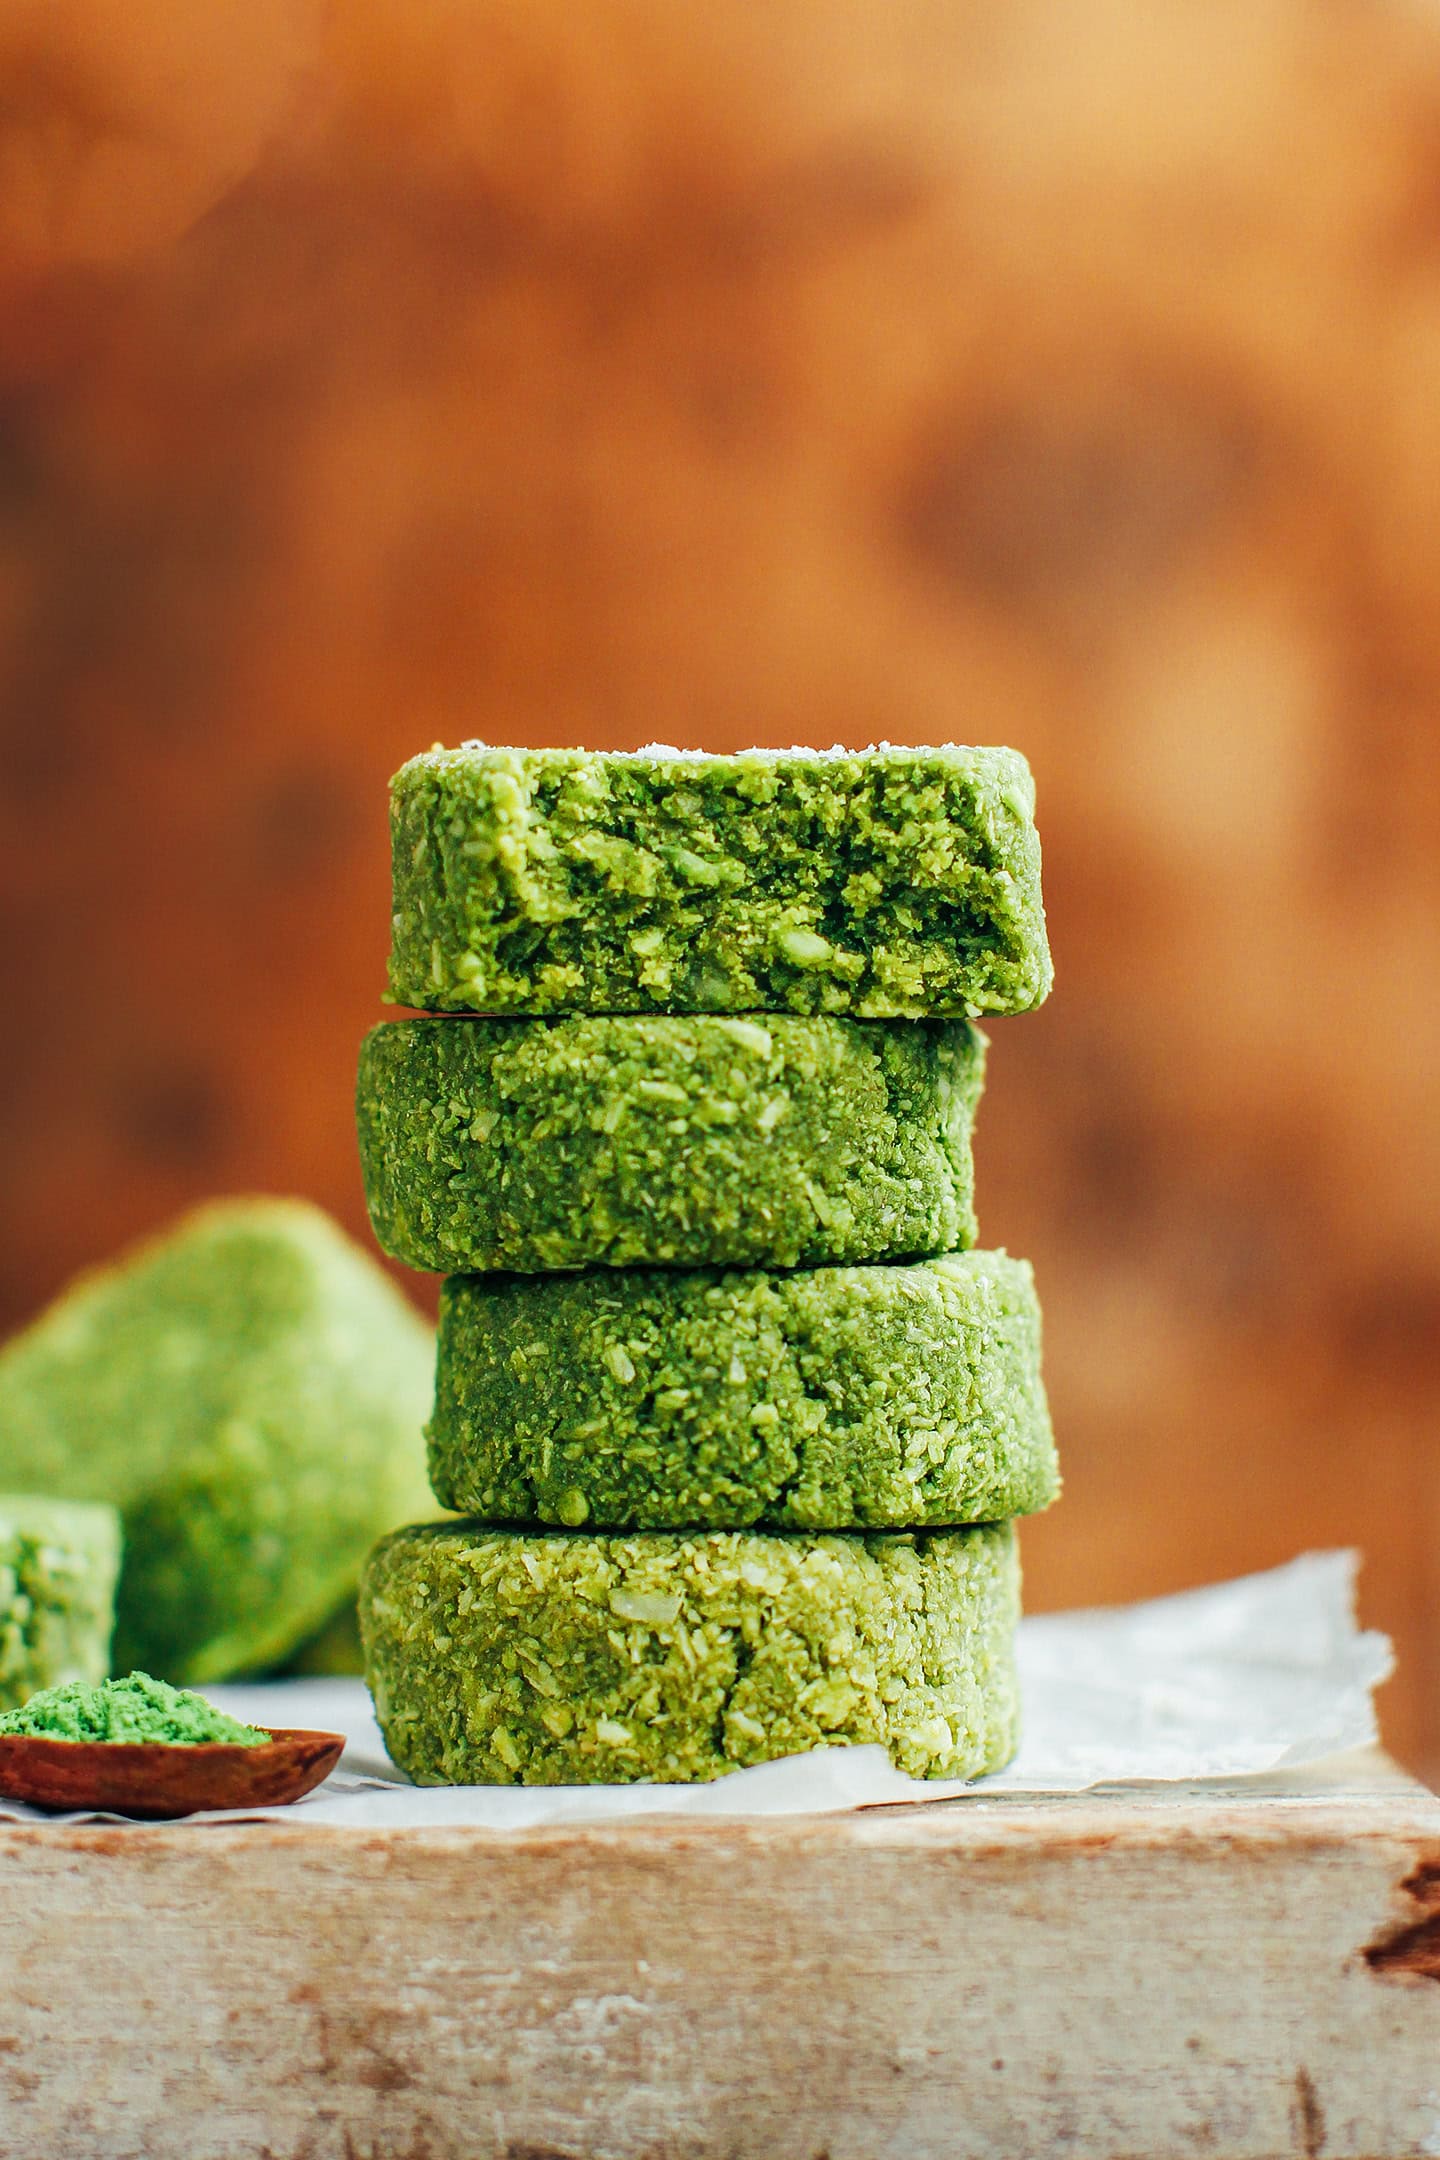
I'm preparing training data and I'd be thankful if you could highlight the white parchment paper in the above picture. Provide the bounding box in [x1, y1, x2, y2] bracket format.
[0, 1551, 1394, 1829]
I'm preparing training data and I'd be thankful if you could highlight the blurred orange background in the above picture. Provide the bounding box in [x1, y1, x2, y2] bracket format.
[0, 0, 1436, 1776]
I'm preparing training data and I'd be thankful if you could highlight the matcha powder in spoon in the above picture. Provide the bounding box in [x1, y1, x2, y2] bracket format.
[0, 1671, 267, 1745]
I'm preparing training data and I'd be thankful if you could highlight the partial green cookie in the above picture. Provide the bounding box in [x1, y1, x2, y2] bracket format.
[362, 1520, 1020, 1784]
[429, 1250, 1057, 1530]
[0, 1495, 121, 1714]
[388, 743, 1051, 1017]
[0, 1199, 434, 1684]
[277, 1597, 364, 1677]
[357, 1012, 984, 1273]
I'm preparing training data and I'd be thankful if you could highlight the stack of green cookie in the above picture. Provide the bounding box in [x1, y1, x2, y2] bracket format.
[357, 744, 1057, 1786]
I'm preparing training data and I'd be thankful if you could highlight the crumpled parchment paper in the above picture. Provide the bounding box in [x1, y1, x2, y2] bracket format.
[0, 1550, 1394, 1828]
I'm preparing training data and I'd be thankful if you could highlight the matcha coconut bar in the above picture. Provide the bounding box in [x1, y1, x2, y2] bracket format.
[0, 1199, 434, 1684]
[429, 1250, 1056, 1530]
[0, 1495, 120, 1714]
[388, 744, 1051, 1018]
[279, 1597, 366, 1677]
[362, 1519, 1019, 1784]
[358, 1013, 985, 1274]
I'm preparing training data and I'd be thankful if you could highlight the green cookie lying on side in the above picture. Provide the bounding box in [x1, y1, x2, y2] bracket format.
[0, 1199, 434, 1685]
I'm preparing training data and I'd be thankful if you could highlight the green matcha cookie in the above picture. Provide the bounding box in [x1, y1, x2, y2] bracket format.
[362, 1520, 1020, 1784]
[358, 1012, 984, 1273]
[0, 1199, 434, 1685]
[278, 1597, 364, 1677]
[0, 1495, 120, 1714]
[428, 1250, 1056, 1531]
[388, 743, 1051, 1017]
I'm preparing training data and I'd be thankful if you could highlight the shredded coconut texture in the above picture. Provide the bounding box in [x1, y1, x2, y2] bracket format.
[361, 1520, 1020, 1785]
[0, 1670, 266, 1745]
[387, 743, 1051, 1017]
[0, 1495, 120, 1714]
[429, 1251, 1056, 1531]
[357, 1012, 985, 1273]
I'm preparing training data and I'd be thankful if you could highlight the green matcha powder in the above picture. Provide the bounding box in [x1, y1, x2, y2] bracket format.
[0, 1671, 267, 1746]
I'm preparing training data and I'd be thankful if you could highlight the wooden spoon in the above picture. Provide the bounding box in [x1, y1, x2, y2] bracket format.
[0, 1727, 345, 1819]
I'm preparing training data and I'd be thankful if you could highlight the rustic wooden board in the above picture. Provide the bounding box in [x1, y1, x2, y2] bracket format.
[1, 1750, 1437, 2160]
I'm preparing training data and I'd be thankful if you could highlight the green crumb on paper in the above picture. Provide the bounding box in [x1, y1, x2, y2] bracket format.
[0, 1671, 266, 1746]
[428, 1250, 1057, 1531]
[0, 1495, 121, 1714]
[361, 1520, 1020, 1786]
[357, 1012, 985, 1273]
[387, 743, 1051, 1018]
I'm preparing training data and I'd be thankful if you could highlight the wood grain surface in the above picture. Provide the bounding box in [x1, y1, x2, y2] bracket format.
[1, 1753, 1438, 2159]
